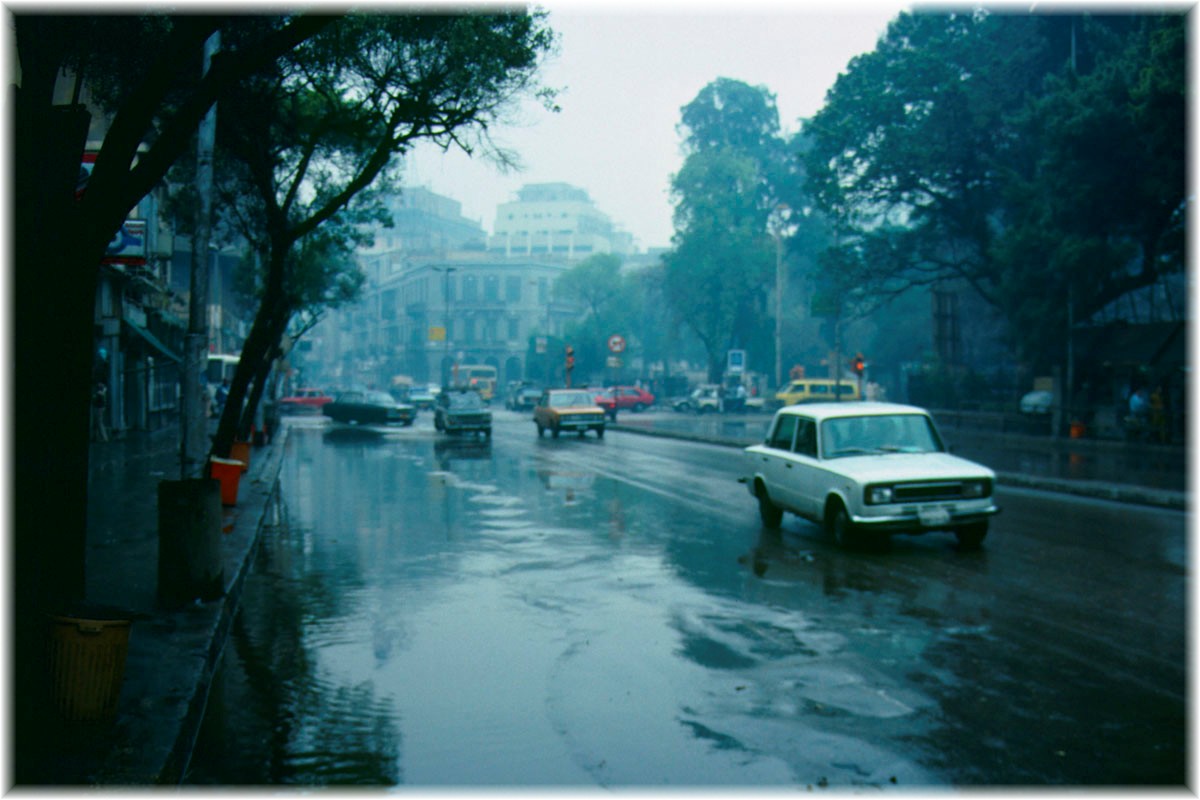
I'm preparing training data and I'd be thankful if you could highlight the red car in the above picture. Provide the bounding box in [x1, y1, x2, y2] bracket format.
[278, 388, 333, 413]
[595, 386, 655, 417]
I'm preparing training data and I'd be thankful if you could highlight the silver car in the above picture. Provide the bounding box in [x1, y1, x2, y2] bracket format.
[742, 402, 1000, 548]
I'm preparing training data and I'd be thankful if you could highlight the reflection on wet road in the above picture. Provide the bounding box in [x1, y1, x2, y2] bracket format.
[186, 411, 1187, 788]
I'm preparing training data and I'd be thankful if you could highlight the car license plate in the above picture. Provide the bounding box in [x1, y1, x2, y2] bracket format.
[918, 505, 951, 527]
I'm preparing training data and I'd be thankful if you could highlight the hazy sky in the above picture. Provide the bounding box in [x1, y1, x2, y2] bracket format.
[406, 2, 907, 251]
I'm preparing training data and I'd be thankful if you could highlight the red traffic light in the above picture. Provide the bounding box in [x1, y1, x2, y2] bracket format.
[852, 354, 865, 374]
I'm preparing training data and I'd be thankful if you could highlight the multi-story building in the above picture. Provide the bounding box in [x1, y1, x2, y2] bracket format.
[487, 182, 635, 260]
[313, 183, 644, 393]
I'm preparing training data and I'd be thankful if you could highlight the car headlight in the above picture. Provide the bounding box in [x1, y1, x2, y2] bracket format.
[865, 485, 894, 505]
[961, 479, 991, 499]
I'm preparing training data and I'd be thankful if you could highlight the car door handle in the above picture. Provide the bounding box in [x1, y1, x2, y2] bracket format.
[785, 463, 792, 468]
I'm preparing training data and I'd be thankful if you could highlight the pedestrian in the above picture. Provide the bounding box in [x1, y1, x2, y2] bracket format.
[91, 379, 109, 442]
[1150, 385, 1167, 443]
[215, 379, 230, 414]
[1127, 386, 1150, 440]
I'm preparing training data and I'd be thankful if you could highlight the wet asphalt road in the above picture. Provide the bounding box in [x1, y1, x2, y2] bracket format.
[185, 409, 1187, 788]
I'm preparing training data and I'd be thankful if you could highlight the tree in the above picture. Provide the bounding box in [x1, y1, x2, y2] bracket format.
[665, 79, 786, 382]
[202, 11, 557, 461]
[802, 10, 1187, 372]
[11, 11, 336, 772]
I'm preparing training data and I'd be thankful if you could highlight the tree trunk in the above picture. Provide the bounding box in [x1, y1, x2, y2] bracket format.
[12, 97, 96, 773]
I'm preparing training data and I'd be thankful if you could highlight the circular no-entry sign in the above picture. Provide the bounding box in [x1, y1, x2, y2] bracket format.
[607, 334, 626, 354]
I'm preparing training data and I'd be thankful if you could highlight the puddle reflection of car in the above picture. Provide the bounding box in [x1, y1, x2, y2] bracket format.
[434, 436, 492, 466]
[536, 467, 594, 503]
[742, 402, 999, 549]
[323, 389, 416, 426]
[534, 389, 606, 438]
[434, 388, 493, 437]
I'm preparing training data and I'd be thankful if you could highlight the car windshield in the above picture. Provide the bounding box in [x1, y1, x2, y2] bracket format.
[448, 392, 484, 409]
[366, 391, 396, 405]
[551, 391, 595, 407]
[820, 414, 944, 458]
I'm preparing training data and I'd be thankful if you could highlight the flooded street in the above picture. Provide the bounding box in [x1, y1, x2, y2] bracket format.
[185, 412, 1186, 788]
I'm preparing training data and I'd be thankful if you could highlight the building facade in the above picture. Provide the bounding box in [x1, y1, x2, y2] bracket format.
[487, 182, 635, 261]
[309, 182, 643, 394]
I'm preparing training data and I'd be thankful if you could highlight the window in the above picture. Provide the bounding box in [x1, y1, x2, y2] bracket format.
[768, 414, 797, 450]
[462, 275, 478, 302]
[484, 275, 500, 302]
[505, 276, 521, 302]
[507, 317, 520, 340]
[793, 418, 817, 457]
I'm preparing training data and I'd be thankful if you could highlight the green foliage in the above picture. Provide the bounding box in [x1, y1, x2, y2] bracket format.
[666, 79, 786, 381]
[803, 10, 1187, 372]
[203, 9, 557, 453]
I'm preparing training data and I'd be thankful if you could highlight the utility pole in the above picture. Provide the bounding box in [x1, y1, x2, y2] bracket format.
[180, 31, 220, 478]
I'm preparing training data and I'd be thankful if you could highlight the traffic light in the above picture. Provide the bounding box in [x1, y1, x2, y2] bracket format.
[565, 346, 575, 386]
[852, 354, 865, 375]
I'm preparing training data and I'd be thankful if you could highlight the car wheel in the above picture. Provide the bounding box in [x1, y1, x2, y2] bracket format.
[536, 423, 545, 437]
[828, 502, 860, 548]
[552, 425, 560, 439]
[633, 403, 645, 412]
[757, 485, 783, 528]
[955, 522, 988, 550]
[596, 426, 605, 439]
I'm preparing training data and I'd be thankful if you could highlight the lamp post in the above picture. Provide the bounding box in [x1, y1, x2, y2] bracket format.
[434, 266, 456, 388]
[768, 204, 791, 391]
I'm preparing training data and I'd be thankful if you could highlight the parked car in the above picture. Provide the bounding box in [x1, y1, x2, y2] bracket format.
[774, 378, 860, 406]
[672, 385, 722, 413]
[434, 388, 492, 437]
[595, 386, 655, 418]
[408, 384, 439, 410]
[277, 388, 333, 413]
[1019, 390, 1054, 415]
[534, 389, 606, 438]
[741, 402, 999, 549]
[322, 389, 415, 426]
[505, 383, 542, 411]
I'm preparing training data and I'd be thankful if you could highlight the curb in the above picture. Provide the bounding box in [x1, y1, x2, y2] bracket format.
[92, 426, 290, 786]
[609, 423, 1187, 512]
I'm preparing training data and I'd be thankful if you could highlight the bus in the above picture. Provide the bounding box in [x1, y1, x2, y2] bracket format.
[207, 353, 240, 384]
[456, 364, 498, 401]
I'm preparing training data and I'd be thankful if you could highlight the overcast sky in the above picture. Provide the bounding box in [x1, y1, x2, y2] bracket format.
[406, 2, 908, 251]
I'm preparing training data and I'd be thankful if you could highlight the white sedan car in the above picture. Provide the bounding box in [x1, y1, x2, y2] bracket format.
[742, 402, 1000, 548]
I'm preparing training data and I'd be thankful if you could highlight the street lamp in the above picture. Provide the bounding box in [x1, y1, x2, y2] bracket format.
[433, 266, 456, 388]
[768, 204, 791, 391]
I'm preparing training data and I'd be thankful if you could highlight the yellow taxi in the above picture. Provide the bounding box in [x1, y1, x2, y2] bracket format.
[533, 388, 607, 438]
[775, 378, 860, 406]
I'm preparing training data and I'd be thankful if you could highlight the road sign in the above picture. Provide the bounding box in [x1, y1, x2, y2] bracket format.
[608, 334, 626, 354]
[727, 349, 746, 374]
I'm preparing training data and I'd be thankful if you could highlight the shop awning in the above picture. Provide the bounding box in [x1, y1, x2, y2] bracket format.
[123, 320, 182, 363]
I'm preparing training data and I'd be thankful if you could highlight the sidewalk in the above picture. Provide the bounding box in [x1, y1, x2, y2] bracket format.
[15, 412, 1186, 787]
[15, 422, 288, 786]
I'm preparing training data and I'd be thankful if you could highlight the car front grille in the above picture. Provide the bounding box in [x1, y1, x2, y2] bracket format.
[893, 482, 970, 502]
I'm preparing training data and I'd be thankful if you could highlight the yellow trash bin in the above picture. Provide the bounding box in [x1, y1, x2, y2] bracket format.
[46, 614, 131, 722]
